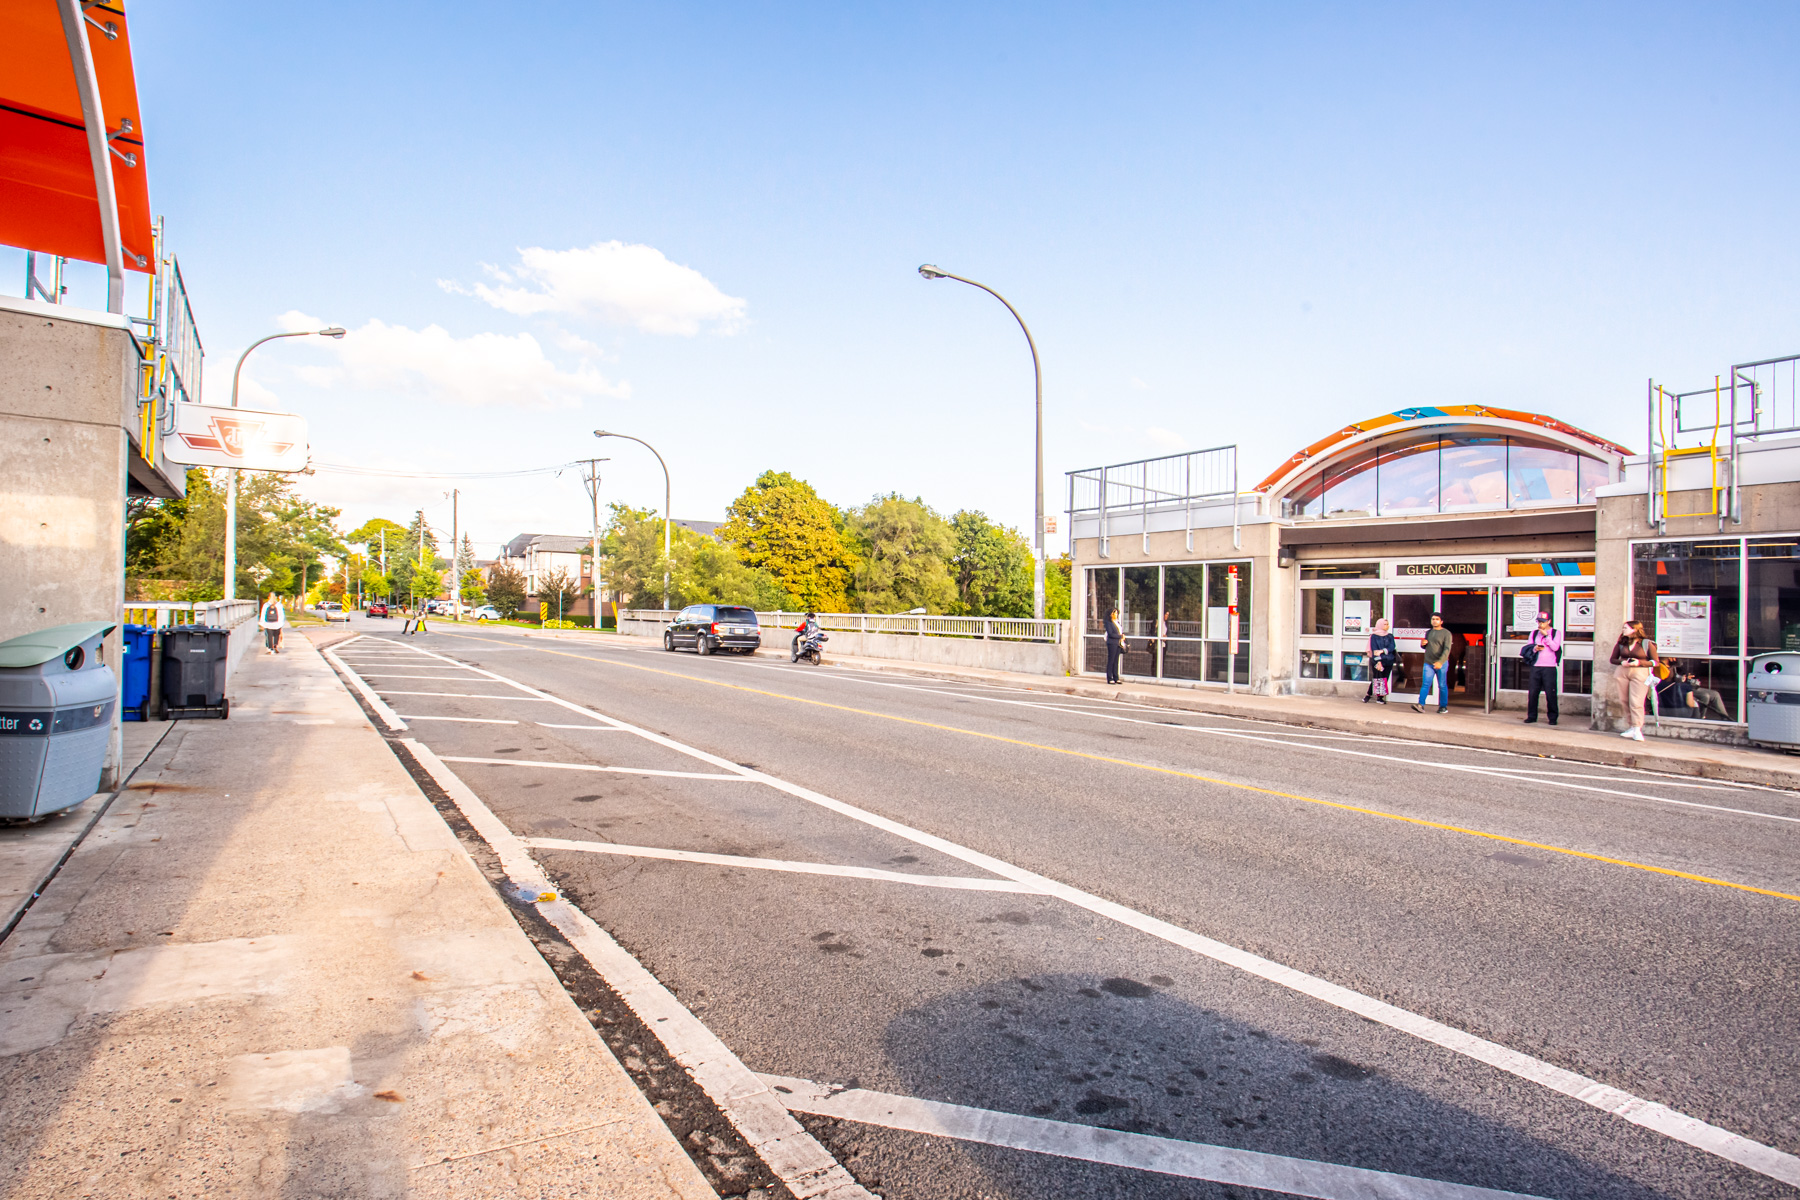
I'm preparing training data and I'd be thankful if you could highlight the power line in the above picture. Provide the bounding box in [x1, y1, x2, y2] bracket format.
[307, 460, 587, 480]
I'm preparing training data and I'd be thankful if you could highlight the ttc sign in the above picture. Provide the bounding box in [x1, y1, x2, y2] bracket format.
[164, 402, 309, 472]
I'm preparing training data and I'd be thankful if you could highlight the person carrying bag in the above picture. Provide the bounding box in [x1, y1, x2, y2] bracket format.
[1520, 611, 1563, 725]
[1364, 618, 1397, 705]
[1609, 619, 1660, 741]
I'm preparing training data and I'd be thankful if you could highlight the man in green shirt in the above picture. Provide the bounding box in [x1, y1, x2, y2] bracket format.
[1412, 612, 1454, 714]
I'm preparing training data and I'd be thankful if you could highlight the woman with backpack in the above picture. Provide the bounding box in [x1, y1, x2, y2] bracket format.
[258, 593, 287, 654]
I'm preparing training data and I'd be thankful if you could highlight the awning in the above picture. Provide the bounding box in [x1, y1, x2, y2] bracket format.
[0, 2, 152, 277]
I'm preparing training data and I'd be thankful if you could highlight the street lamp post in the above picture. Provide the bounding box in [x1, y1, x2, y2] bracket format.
[222, 326, 346, 600]
[593, 431, 672, 610]
[917, 265, 1045, 619]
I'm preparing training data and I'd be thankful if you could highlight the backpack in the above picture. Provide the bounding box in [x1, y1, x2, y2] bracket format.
[263, 604, 280, 623]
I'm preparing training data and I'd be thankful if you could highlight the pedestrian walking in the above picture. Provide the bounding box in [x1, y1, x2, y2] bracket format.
[1520, 611, 1563, 725]
[1104, 607, 1126, 685]
[403, 605, 430, 636]
[257, 592, 286, 654]
[1364, 618, 1397, 704]
[1411, 612, 1453, 713]
[1609, 619, 1659, 740]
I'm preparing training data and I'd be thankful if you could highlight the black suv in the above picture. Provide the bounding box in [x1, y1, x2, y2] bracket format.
[666, 605, 761, 655]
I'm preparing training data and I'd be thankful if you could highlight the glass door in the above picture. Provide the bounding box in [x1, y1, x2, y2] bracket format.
[1389, 589, 1438, 702]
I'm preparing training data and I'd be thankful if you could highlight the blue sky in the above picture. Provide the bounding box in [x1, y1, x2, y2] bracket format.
[9, 3, 1800, 556]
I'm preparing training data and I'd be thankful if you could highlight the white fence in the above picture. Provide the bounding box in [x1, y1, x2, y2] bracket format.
[123, 600, 259, 629]
[621, 610, 1065, 642]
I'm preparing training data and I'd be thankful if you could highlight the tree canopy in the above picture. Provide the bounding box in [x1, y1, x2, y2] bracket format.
[718, 471, 857, 612]
[126, 468, 342, 601]
[846, 495, 957, 614]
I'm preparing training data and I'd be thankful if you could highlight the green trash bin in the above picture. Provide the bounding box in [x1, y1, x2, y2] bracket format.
[0, 621, 117, 819]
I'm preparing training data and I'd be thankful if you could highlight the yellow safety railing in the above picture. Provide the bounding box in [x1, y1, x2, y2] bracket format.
[1656, 376, 1723, 520]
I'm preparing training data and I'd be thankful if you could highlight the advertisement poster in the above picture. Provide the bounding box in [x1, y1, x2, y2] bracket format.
[1567, 593, 1596, 633]
[1511, 593, 1549, 631]
[1341, 600, 1371, 636]
[1655, 595, 1711, 655]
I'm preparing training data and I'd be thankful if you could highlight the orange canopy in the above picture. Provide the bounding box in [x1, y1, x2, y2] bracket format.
[0, 1, 152, 269]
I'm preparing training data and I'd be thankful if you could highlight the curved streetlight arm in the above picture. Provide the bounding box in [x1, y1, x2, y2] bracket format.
[594, 430, 672, 610]
[230, 326, 346, 408]
[918, 265, 1046, 619]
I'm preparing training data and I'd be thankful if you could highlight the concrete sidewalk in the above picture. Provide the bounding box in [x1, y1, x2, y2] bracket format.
[477, 622, 1800, 791]
[0, 630, 713, 1197]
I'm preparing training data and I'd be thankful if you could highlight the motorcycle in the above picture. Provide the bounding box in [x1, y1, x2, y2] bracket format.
[791, 627, 828, 665]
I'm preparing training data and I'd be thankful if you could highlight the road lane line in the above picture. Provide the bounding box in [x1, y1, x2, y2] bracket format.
[412, 633, 1800, 1187]
[524, 837, 1046, 892]
[375, 690, 560, 700]
[354, 672, 487, 679]
[321, 641, 408, 732]
[395, 739, 873, 1200]
[394, 715, 519, 724]
[538, 722, 626, 730]
[759, 1074, 1548, 1200]
[442, 755, 751, 781]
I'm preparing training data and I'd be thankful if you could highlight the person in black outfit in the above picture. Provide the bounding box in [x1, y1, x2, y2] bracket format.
[1104, 607, 1126, 684]
[1364, 618, 1397, 704]
[1520, 611, 1562, 725]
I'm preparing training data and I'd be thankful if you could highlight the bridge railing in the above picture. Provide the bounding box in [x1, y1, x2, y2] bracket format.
[122, 599, 259, 629]
[621, 610, 1066, 643]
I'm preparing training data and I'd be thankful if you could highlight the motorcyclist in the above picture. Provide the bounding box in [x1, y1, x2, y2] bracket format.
[797, 611, 820, 640]
[794, 611, 826, 661]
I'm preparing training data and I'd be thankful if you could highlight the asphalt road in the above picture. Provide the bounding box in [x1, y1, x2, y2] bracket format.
[329, 618, 1800, 1200]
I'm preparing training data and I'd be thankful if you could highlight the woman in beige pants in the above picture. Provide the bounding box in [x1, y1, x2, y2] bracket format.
[1609, 620, 1659, 741]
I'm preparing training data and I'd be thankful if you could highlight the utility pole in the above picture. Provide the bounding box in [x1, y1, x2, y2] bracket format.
[449, 489, 460, 622]
[582, 458, 608, 627]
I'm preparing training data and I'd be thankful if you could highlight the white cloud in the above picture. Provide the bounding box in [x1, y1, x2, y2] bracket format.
[1130, 375, 1150, 391]
[1146, 426, 1188, 451]
[276, 311, 626, 409]
[441, 240, 746, 336]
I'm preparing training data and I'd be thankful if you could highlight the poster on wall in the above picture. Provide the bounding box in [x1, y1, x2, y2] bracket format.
[1655, 595, 1711, 655]
[1511, 593, 1549, 631]
[1567, 593, 1596, 633]
[1341, 600, 1371, 636]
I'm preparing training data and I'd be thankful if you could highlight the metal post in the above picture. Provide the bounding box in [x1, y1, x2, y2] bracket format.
[450, 488, 460, 621]
[593, 432, 671, 609]
[56, 0, 127, 314]
[917, 267, 1045, 618]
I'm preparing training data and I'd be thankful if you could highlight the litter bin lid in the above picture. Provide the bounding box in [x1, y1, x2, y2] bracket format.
[0, 621, 117, 669]
[1750, 653, 1800, 687]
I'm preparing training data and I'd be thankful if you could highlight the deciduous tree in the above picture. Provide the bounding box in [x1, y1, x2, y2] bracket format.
[846, 494, 956, 614]
[719, 471, 856, 612]
[948, 510, 1034, 617]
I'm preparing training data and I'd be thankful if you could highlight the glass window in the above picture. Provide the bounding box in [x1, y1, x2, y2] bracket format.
[1502, 587, 1555, 635]
[1085, 567, 1120, 635]
[1746, 538, 1800, 656]
[1656, 660, 1738, 723]
[1578, 456, 1611, 502]
[1564, 589, 1595, 642]
[1299, 650, 1333, 679]
[1300, 562, 1379, 580]
[1376, 439, 1440, 515]
[1506, 442, 1580, 507]
[1205, 562, 1250, 685]
[1300, 588, 1335, 636]
[1162, 566, 1207, 640]
[1321, 450, 1378, 518]
[1340, 651, 1369, 682]
[1562, 659, 1592, 695]
[1632, 540, 1740, 658]
[1439, 437, 1508, 511]
[1508, 557, 1594, 577]
[1122, 567, 1159, 639]
[1342, 588, 1385, 634]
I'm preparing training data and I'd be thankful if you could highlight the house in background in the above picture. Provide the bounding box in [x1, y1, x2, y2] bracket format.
[497, 532, 600, 618]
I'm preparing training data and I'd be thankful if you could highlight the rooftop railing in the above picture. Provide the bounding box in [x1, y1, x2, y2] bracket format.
[1066, 444, 1240, 557]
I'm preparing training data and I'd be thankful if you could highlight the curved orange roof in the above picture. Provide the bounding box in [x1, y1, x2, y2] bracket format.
[0, 2, 153, 270]
[1252, 405, 1633, 494]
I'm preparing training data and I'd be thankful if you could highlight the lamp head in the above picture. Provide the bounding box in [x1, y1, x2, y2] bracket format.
[917, 264, 948, 280]
[319, 326, 347, 339]
[593, 429, 610, 438]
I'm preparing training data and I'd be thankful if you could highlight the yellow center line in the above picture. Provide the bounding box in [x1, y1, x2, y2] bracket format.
[434, 631, 1800, 905]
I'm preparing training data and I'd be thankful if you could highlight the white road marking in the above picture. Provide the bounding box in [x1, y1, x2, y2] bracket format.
[321, 641, 408, 732]
[441, 755, 750, 780]
[405, 638, 1800, 1189]
[524, 837, 1046, 893]
[353, 672, 485, 679]
[767, 666, 1800, 824]
[395, 739, 872, 1200]
[394, 714, 520, 724]
[538, 722, 626, 730]
[761, 1074, 1548, 1200]
[375, 690, 559, 700]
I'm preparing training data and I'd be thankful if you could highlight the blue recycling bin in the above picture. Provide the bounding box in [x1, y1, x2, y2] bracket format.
[120, 624, 153, 721]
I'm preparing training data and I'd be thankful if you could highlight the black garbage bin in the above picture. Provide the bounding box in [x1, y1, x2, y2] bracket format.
[161, 625, 230, 719]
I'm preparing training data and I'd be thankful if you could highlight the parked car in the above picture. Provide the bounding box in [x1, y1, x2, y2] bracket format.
[319, 601, 340, 611]
[665, 604, 761, 655]
[367, 601, 389, 618]
[469, 604, 503, 621]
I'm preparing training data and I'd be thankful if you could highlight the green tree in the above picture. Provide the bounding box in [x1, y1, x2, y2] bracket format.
[131, 468, 343, 602]
[845, 494, 956, 613]
[455, 535, 486, 606]
[604, 505, 793, 611]
[539, 566, 581, 621]
[719, 471, 857, 612]
[1044, 553, 1071, 619]
[948, 510, 1034, 617]
[391, 510, 441, 603]
[601, 504, 671, 610]
[487, 560, 526, 616]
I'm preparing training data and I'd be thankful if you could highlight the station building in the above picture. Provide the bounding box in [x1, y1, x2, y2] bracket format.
[1066, 357, 1800, 741]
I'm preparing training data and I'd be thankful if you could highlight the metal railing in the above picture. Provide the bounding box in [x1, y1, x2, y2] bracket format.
[123, 600, 258, 629]
[1648, 350, 1800, 530]
[620, 610, 1066, 643]
[128, 219, 203, 472]
[1067, 445, 1239, 557]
